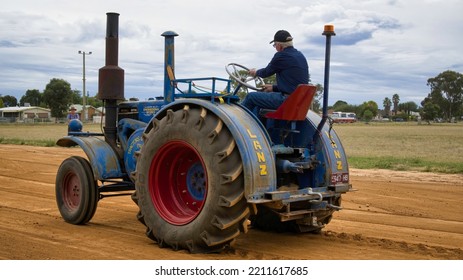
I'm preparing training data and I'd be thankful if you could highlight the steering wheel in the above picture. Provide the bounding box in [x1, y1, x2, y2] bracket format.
[225, 63, 265, 91]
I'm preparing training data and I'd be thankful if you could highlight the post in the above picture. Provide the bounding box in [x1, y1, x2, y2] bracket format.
[315, 25, 336, 133]
[79, 50, 92, 122]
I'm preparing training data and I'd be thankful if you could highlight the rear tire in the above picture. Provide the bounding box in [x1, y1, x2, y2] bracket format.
[133, 105, 249, 253]
[55, 156, 98, 224]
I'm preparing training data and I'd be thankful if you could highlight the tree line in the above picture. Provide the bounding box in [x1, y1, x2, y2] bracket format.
[1, 70, 462, 121]
[328, 70, 463, 122]
[0, 78, 102, 118]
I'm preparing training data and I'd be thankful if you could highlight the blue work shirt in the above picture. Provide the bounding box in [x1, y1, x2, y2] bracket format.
[255, 46, 309, 94]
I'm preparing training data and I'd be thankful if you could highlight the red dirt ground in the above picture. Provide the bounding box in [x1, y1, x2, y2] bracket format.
[0, 144, 462, 260]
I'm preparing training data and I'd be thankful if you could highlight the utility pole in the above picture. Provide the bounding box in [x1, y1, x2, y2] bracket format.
[78, 50, 92, 121]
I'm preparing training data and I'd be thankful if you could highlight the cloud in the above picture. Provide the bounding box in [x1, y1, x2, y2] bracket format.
[0, 40, 18, 48]
[1, 0, 462, 108]
[297, 3, 402, 46]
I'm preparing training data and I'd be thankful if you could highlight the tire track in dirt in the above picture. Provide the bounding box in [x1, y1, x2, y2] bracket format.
[0, 144, 462, 260]
[321, 230, 463, 259]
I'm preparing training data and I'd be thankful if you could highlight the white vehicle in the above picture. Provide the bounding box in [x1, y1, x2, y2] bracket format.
[330, 111, 357, 123]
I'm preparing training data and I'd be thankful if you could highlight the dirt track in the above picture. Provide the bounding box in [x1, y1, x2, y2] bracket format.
[0, 144, 462, 260]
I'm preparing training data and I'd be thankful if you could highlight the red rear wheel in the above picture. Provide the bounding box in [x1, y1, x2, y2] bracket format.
[149, 141, 207, 225]
[133, 105, 249, 253]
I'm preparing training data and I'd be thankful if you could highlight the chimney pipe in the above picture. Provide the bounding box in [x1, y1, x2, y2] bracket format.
[98, 12, 124, 149]
[99, 12, 124, 100]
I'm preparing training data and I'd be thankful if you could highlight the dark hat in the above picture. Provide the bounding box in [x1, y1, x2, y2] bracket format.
[270, 30, 293, 44]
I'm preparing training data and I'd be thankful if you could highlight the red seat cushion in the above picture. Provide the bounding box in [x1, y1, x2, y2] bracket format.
[264, 84, 317, 121]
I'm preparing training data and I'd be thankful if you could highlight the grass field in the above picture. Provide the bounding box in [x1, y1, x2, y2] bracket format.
[333, 122, 463, 174]
[1, 121, 462, 174]
[0, 123, 104, 146]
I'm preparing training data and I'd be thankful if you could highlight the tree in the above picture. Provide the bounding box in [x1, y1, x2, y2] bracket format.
[331, 100, 348, 110]
[69, 90, 82, 105]
[42, 78, 73, 118]
[20, 89, 43, 106]
[398, 101, 418, 119]
[363, 109, 374, 123]
[358, 100, 379, 120]
[1, 95, 18, 107]
[392, 93, 400, 115]
[87, 95, 104, 108]
[426, 70, 463, 121]
[310, 84, 323, 113]
[383, 97, 392, 116]
[421, 101, 440, 123]
[0, 98, 3, 108]
[336, 104, 358, 114]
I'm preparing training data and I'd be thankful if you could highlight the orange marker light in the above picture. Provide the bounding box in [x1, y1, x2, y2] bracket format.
[323, 24, 336, 36]
[324, 25, 334, 32]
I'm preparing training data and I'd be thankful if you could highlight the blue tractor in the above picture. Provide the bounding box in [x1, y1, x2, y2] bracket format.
[55, 13, 351, 253]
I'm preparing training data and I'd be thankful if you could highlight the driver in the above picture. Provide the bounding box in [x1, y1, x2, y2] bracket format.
[241, 30, 309, 114]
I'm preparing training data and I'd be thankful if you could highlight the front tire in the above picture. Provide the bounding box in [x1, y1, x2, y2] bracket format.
[133, 105, 249, 253]
[55, 156, 98, 224]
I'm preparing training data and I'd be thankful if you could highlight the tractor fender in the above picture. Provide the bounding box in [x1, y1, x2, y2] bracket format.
[307, 111, 350, 189]
[149, 99, 277, 201]
[56, 136, 124, 180]
[264, 109, 349, 190]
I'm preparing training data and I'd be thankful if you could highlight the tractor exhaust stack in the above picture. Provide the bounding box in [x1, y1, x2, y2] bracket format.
[98, 12, 125, 148]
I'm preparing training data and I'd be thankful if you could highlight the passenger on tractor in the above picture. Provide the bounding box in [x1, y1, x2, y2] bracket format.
[241, 30, 309, 115]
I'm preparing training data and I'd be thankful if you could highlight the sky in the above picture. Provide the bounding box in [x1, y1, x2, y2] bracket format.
[1, 0, 462, 107]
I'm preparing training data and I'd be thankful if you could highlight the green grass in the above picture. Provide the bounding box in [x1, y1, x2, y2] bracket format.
[1, 121, 462, 174]
[0, 123, 103, 140]
[333, 121, 463, 174]
[348, 156, 463, 173]
[0, 137, 56, 147]
[0, 123, 104, 147]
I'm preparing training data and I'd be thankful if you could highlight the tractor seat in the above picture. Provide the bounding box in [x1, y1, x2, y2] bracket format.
[261, 84, 317, 145]
[264, 84, 317, 121]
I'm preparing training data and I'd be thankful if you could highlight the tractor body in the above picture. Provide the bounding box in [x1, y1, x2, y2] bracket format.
[55, 13, 351, 253]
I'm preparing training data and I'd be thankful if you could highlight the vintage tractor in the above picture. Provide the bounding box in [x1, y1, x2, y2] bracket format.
[55, 13, 351, 253]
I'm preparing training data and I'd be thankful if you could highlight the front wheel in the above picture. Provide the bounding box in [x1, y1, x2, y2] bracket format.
[55, 156, 98, 224]
[133, 105, 250, 253]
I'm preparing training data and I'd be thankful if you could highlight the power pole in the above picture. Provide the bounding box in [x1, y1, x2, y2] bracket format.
[78, 50, 92, 121]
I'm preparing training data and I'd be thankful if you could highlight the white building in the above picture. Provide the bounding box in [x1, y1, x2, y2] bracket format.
[0, 106, 51, 122]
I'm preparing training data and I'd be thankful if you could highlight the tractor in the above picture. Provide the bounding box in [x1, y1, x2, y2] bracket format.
[55, 12, 351, 253]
